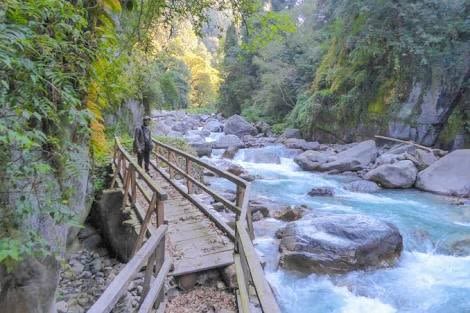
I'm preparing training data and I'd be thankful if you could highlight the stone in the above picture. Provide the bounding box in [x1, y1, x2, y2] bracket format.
[414, 149, 438, 170]
[224, 115, 257, 138]
[252, 210, 265, 221]
[318, 140, 378, 172]
[280, 128, 302, 140]
[255, 121, 273, 136]
[190, 142, 212, 157]
[213, 134, 244, 149]
[89, 189, 138, 262]
[204, 120, 224, 132]
[273, 206, 307, 222]
[365, 160, 418, 188]
[56, 301, 68, 313]
[178, 273, 197, 291]
[344, 180, 381, 193]
[277, 214, 403, 274]
[171, 121, 190, 134]
[308, 187, 335, 196]
[294, 150, 335, 171]
[249, 198, 282, 217]
[236, 148, 281, 164]
[227, 164, 245, 176]
[222, 146, 239, 159]
[90, 259, 102, 273]
[220, 265, 238, 289]
[70, 260, 84, 276]
[0, 256, 59, 313]
[284, 138, 320, 151]
[415, 149, 470, 197]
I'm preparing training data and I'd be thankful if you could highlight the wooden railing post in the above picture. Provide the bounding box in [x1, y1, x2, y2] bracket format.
[156, 197, 164, 227]
[111, 147, 120, 188]
[186, 158, 193, 194]
[154, 231, 166, 307]
[133, 192, 157, 255]
[131, 166, 137, 207]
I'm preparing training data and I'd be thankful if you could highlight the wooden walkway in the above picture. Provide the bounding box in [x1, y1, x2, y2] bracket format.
[149, 168, 234, 276]
[87, 138, 281, 313]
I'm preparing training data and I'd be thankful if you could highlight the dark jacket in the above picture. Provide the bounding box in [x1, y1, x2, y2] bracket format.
[133, 125, 153, 153]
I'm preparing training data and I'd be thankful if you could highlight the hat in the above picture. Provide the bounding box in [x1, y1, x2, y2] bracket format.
[143, 116, 151, 121]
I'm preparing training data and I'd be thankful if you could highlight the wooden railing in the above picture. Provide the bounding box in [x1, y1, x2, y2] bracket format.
[151, 138, 281, 313]
[87, 138, 171, 313]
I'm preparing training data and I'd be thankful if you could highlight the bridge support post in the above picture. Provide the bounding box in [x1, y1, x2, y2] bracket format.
[186, 159, 193, 194]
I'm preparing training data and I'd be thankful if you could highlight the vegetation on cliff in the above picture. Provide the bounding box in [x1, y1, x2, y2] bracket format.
[219, 0, 469, 144]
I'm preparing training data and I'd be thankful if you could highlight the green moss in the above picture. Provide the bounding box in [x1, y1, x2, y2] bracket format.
[368, 79, 395, 114]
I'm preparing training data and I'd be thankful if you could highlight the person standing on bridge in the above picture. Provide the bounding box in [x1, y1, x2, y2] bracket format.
[133, 116, 153, 173]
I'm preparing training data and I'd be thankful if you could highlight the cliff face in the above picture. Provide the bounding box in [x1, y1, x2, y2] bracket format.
[0, 137, 93, 313]
[272, 0, 470, 148]
[388, 61, 470, 147]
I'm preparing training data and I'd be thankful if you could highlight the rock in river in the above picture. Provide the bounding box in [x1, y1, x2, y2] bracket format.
[294, 150, 335, 171]
[213, 134, 243, 149]
[344, 179, 381, 193]
[364, 160, 418, 188]
[319, 140, 377, 172]
[224, 115, 257, 138]
[415, 149, 470, 197]
[277, 214, 403, 274]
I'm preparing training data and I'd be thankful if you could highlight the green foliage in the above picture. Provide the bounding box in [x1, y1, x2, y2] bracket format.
[219, 0, 469, 142]
[154, 136, 196, 155]
[186, 105, 217, 115]
[0, 0, 95, 264]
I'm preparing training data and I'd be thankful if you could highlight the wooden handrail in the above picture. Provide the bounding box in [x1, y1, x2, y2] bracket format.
[87, 225, 168, 313]
[152, 138, 249, 188]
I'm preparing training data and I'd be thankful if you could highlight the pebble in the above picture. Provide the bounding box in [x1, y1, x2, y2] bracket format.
[56, 301, 68, 313]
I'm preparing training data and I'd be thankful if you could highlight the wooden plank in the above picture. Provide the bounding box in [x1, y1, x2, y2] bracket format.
[154, 153, 241, 214]
[236, 224, 281, 313]
[234, 254, 250, 313]
[87, 225, 167, 313]
[138, 259, 172, 313]
[172, 250, 234, 276]
[374, 135, 436, 152]
[150, 161, 236, 241]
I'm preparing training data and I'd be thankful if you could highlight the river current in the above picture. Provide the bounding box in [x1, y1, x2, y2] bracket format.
[203, 134, 470, 313]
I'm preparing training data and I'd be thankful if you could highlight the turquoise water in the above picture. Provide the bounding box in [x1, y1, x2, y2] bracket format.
[211, 144, 470, 313]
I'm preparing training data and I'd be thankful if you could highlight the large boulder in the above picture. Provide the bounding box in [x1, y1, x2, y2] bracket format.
[344, 180, 381, 193]
[90, 189, 138, 262]
[284, 138, 320, 151]
[364, 160, 418, 188]
[255, 121, 273, 136]
[203, 120, 224, 132]
[213, 134, 244, 149]
[277, 214, 403, 274]
[318, 140, 377, 172]
[224, 115, 257, 138]
[415, 149, 470, 197]
[294, 150, 335, 171]
[280, 128, 302, 140]
[237, 148, 281, 164]
[190, 142, 212, 157]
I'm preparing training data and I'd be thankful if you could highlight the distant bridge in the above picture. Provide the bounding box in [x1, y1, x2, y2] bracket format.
[86, 137, 281, 313]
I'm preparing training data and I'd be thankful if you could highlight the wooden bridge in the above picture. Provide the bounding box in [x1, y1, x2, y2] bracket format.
[87, 137, 281, 313]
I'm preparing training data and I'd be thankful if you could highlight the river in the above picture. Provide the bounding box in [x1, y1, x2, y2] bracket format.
[203, 138, 470, 313]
